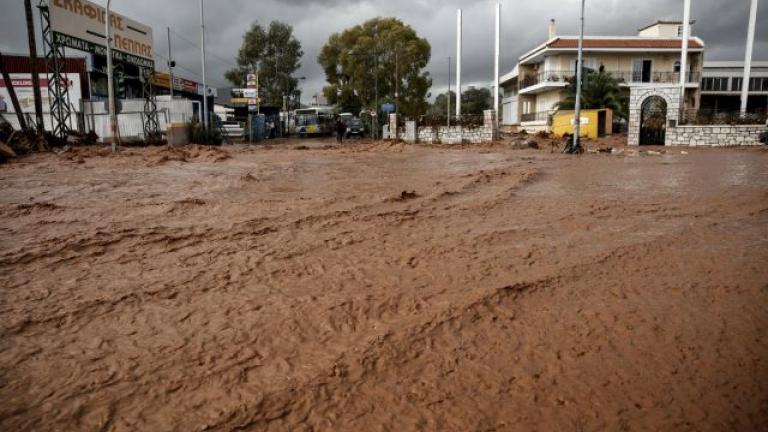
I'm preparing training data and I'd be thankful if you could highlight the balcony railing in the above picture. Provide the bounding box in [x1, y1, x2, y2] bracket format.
[520, 111, 552, 123]
[520, 70, 701, 90]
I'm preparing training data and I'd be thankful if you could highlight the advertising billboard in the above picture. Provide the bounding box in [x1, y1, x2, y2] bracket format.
[49, 0, 155, 68]
[0, 73, 82, 113]
[152, 71, 217, 97]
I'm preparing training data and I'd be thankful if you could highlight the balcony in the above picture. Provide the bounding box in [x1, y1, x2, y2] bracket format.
[520, 111, 551, 123]
[519, 70, 701, 94]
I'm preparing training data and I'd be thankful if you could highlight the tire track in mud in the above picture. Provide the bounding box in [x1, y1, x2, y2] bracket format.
[200, 213, 768, 431]
[199, 279, 552, 431]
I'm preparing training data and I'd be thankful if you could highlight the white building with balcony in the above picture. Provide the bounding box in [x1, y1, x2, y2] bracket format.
[500, 20, 704, 132]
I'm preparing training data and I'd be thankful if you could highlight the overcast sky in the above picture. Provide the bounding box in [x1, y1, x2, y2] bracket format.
[1, 0, 766, 99]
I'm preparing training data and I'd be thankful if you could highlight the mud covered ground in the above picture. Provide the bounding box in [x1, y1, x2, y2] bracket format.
[1, 139, 767, 431]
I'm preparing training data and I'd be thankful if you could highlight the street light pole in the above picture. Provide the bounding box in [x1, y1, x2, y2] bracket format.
[448, 56, 451, 127]
[494, 2, 501, 127]
[375, 52, 379, 140]
[456, 9, 462, 118]
[199, 0, 208, 130]
[573, 0, 585, 152]
[679, 0, 691, 114]
[105, 0, 118, 152]
[167, 27, 174, 101]
[741, 0, 759, 117]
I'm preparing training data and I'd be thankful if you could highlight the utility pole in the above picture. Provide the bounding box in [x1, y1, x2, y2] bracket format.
[375, 53, 379, 139]
[24, 0, 43, 134]
[395, 51, 399, 117]
[167, 27, 174, 140]
[572, 0, 585, 152]
[494, 2, 501, 130]
[456, 9, 462, 118]
[167, 27, 174, 101]
[741, 0, 759, 117]
[199, 0, 208, 130]
[106, 0, 118, 152]
[679, 0, 691, 114]
[447, 56, 451, 127]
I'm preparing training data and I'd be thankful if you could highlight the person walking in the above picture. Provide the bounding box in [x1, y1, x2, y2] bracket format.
[335, 117, 346, 144]
[0, 95, 7, 113]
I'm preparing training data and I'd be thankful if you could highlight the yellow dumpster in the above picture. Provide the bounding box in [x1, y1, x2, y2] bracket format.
[552, 109, 613, 139]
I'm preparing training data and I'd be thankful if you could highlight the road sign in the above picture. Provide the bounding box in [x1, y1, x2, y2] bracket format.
[381, 103, 396, 113]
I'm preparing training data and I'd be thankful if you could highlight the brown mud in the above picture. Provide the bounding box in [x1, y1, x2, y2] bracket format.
[1, 139, 767, 431]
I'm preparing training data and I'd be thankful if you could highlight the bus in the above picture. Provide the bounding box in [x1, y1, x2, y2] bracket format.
[293, 107, 334, 137]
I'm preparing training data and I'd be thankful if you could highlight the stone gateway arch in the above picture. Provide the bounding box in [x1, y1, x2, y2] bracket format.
[628, 84, 681, 146]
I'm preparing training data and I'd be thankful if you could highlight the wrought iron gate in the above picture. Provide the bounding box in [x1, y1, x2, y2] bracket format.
[639, 96, 667, 145]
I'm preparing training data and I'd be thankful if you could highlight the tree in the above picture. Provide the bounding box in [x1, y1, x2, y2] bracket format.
[428, 87, 491, 116]
[225, 21, 303, 108]
[556, 66, 629, 118]
[428, 90, 455, 115]
[318, 17, 432, 117]
[460, 86, 492, 115]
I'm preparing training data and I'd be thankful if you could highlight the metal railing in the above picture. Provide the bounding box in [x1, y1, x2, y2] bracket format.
[679, 108, 767, 125]
[519, 70, 701, 90]
[520, 111, 552, 123]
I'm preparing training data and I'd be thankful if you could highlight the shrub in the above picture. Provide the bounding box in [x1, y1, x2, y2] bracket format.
[189, 122, 223, 146]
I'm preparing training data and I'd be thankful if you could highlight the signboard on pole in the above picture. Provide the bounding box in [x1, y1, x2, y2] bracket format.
[49, 0, 155, 68]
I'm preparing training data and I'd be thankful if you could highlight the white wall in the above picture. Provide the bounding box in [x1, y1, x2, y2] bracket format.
[502, 95, 519, 125]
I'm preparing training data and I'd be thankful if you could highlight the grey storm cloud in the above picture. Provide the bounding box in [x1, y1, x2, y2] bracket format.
[1, 0, 766, 99]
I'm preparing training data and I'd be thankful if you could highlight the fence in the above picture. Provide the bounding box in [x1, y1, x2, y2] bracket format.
[1, 96, 199, 143]
[679, 108, 767, 126]
[520, 111, 551, 123]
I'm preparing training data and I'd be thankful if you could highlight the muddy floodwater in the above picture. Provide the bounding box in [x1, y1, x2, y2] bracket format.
[1, 141, 767, 431]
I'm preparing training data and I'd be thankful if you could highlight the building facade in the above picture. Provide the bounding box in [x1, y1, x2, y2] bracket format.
[500, 20, 704, 133]
[700, 61, 768, 114]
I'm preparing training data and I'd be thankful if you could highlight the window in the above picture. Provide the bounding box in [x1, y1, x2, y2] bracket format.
[571, 58, 597, 75]
[673, 61, 681, 73]
[701, 77, 729, 91]
[732, 77, 743, 92]
[749, 77, 768, 91]
[677, 26, 683, 37]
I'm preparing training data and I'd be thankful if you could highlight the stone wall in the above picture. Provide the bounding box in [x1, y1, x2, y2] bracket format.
[383, 110, 499, 145]
[418, 127, 438, 144]
[628, 84, 681, 146]
[666, 125, 766, 147]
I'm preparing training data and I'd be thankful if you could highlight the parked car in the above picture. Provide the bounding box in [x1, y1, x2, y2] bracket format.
[340, 113, 363, 138]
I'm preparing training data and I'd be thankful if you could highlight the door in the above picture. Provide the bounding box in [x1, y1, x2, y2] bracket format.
[597, 110, 606, 137]
[633, 59, 653, 83]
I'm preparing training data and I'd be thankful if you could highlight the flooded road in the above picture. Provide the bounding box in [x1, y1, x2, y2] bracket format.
[1, 141, 767, 431]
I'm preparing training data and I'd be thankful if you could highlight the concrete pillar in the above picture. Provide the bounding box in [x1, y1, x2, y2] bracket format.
[484, 109, 499, 140]
[405, 121, 417, 144]
[389, 113, 398, 140]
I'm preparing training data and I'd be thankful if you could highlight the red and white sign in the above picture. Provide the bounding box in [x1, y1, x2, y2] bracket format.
[0, 73, 82, 113]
